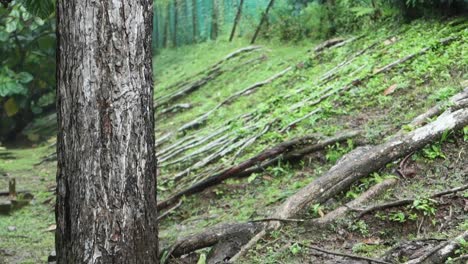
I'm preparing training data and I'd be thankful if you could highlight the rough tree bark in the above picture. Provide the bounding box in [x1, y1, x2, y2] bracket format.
[56, 1, 158, 263]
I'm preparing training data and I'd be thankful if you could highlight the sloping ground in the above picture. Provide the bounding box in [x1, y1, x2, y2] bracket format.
[0, 18, 467, 263]
[154, 18, 467, 263]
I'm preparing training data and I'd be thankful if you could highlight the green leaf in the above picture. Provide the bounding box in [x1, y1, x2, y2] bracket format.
[0, 78, 27, 97]
[196, 253, 207, 264]
[19, 0, 55, 19]
[0, 30, 9, 42]
[5, 20, 18, 33]
[4, 98, 20, 117]
[17, 72, 34, 84]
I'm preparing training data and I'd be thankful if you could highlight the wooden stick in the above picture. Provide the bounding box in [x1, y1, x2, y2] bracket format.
[356, 184, 468, 218]
[305, 244, 392, 264]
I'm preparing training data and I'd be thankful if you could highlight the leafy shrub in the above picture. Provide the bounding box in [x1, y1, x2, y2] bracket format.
[0, 2, 55, 140]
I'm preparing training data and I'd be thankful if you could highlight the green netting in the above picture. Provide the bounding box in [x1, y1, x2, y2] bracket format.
[153, 0, 272, 49]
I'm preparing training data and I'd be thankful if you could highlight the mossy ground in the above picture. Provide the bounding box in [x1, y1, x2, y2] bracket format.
[0, 18, 467, 263]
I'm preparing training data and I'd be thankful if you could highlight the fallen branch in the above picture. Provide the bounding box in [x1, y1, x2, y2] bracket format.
[409, 87, 468, 128]
[404, 231, 468, 264]
[304, 243, 391, 264]
[178, 66, 292, 132]
[356, 184, 468, 218]
[313, 37, 346, 53]
[374, 36, 457, 75]
[314, 178, 397, 225]
[291, 35, 460, 113]
[160, 103, 192, 115]
[157, 200, 183, 222]
[167, 222, 263, 258]
[158, 131, 360, 210]
[156, 46, 262, 106]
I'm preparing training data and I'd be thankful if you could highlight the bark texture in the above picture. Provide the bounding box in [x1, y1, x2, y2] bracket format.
[56, 1, 158, 263]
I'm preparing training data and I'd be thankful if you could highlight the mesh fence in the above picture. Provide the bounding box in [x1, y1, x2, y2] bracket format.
[153, 0, 272, 48]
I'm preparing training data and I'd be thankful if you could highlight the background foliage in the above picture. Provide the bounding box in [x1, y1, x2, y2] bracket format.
[0, 0, 54, 141]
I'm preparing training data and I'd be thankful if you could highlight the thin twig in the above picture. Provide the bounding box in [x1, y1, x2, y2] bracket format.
[304, 243, 392, 264]
[356, 184, 468, 218]
[157, 200, 183, 222]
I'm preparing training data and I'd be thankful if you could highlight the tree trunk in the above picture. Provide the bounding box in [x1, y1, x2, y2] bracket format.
[192, 0, 198, 43]
[229, 0, 244, 41]
[174, 0, 179, 47]
[164, 4, 170, 48]
[250, 0, 275, 44]
[56, 1, 158, 263]
[211, 0, 219, 40]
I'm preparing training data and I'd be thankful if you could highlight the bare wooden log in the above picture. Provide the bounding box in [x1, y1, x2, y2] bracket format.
[313, 37, 348, 53]
[162, 135, 230, 166]
[314, 178, 397, 225]
[156, 132, 173, 148]
[160, 103, 192, 115]
[235, 131, 361, 179]
[156, 69, 223, 106]
[167, 222, 263, 258]
[404, 231, 468, 264]
[280, 108, 321, 133]
[274, 108, 468, 220]
[232, 122, 273, 162]
[409, 87, 468, 127]
[157, 200, 182, 222]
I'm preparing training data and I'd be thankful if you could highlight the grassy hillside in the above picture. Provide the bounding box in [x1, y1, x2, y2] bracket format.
[1, 18, 467, 263]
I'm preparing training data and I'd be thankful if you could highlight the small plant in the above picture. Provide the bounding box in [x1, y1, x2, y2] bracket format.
[455, 238, 468, 255]
[412, 198, 437, 216]
[289, 243, 302, 255]
[349, 220, 369, 236]
[389, 211, 406, 223]
[326, 139, 355, 163]
[346, 173, 388, 199]
[422, 144, 446, 160]
[310, 203, 325, 218]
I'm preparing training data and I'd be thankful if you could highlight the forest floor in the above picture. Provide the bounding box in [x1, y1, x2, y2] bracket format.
[0, 18, 467, 263]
